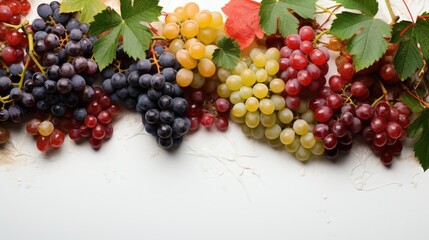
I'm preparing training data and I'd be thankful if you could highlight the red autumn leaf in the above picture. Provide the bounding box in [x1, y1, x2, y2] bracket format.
[222, 0, 265, 49]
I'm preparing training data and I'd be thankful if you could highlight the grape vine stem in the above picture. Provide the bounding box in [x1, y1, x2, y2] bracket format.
[384, 0, 398, 26]
[313, 30, 329, 45]
[402, 84, 429, 108]
[371, 79, 389, 107]
[150, 41, 161, 74]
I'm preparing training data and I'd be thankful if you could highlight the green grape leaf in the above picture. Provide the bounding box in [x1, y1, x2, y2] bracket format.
[335, 0, 378, 16]
[399, 90, 425, 113]
[330, 11, 391, 71]
[259, 0, 317, 37]
[89, 0, 162, 70]
[60, 0, 107, 23]
[391, 13, 429, 79]
[212, 37, 241, 70]
[408, 109, 429, 171]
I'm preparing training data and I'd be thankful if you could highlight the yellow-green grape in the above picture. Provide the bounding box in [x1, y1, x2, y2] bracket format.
[38, 120, 54, 136]
[285, 137, 300, 153]
[181, 20, 199, 38]
[296, 100, 309, 114]
[189, 42, 205, 59]
[176, 68, 193, 87]
[252, 83, 268, 99]
[209, 11, 223, 28]
[269, 78, 285, 94]
[176, 49, 197, 69]
[217, 83, 231, 98]
[249, 63, 259, 72]
[231, 60, 248, 75]
[259, 98, 275, 115]
[241, 57, 252, 67]
[229, 91, 244, 104]
[268, 138, 283, 149]
[260, 113, 277, 127]
[265, 124, 281, 140]
[217, 68, 231, 83]
[198, 58, 216, 77]
[255, 69, 268, 83]
[300, 132, 316, 149]
[293, 119, 309, 136]
[165, 13, 181, 24]
[311, 141, 325, 156]
[231, 103, 247, 117]
[270, 95, 285, 111]
[241, 124, 252, 137]
[245, 111, 260, 128]
[239, 86, 253, 100]
[204, 45, 218, 60]
[245, 97, 259, 112]
[301, 110, 315, 124]
[249, 48, 265, 60]
[197, 28, 217, 44]
[190, 72, 205, 89]
[253, 52, 267, 68]
[265, 59, 280, 76]
[278, 108, 294, 124]
[240, 69, 256, 87]
[226, 75, 243, 91]
[295, 146, 312, 161]
[183, 2, 200, 19]
[194, 10, 212, 28]
[173, 7, 186, 21]
[280, 128, 295, 145]
[185, 38, 200, 50]
[163, 23, 180, 40]
[230, 111, 244, 124]
[168, 39, 184, 55]
[265, 47, 280, 60]
[251, 124, 266, 140]
[216, 29, 226, 42]
[308, 124, 314, 133]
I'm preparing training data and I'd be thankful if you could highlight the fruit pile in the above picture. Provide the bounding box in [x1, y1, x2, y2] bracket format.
[0, 0, 428, 170]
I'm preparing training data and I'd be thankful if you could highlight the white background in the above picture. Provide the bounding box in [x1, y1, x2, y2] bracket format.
[1, 0, 429, 239]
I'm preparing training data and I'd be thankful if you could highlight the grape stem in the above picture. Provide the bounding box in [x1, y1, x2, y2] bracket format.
[319, 5, 342, 29]
[150, 41, 161, 74]
[313, 29, 329, 45]
[384, 0, 398, 26]
[402, 84, 429, 108]
[2, 20, 29, 30]
[371, 79, 389, 107]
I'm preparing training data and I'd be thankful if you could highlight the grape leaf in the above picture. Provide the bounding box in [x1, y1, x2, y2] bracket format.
[212, 37, 241, 70]
[60, 0, 107, 23]
[391, 13, 429, 79]
[335, 0, 378, 16]
[399, 91, 425, 113]
[408, 109, 429, 171]
[222, 0, 264, 49]
[330, 7, 391, 71]
[259, 0, 317, 37]
[89, 0, 162, 70]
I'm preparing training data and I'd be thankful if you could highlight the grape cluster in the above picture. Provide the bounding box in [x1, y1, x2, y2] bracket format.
[222, 47, 324, 160]
[69, 87, 119, 149]
[0, 0, 31, 25]
[26, 118, 65, 152]
[278, 26, 329, 110]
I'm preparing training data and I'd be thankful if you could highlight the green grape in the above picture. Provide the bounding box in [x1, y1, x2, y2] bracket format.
[260, 113, 277, 127]
[265, 59, 280, 76]
[241, 57, 252, 67]
[226, 75, 243, 91]
[308, 124, 314, 133]
[255, 69, 268, 83]
[278, 108, 294, 124]
[296, 100, 309, 114]
[301, 110, 315, 124]
[217, 68, 231, 83]
[268, 138, 283, 149]
[265, 47, 280, 60]
[285, 137, 300, 153]
[300, 132, 316, 149]
[217, 83, 231, 98]
[231, 61, 248, 75]
[270, 95, 286, 111]
[245, 97, 259, 112]
[241, 124, 252, 137]
[269, 78, 285, 94]
[253, 83, 268, 99]
[259, 98, 275, 115]
[253, 52, 267, 68]
[245, 111, 260, 128]
[231, 103, 247, 117]
[240, 69, 256, 87]
[311, 141, 325, 156]
[265, 124, 281, 140]
[251, 124, 266, 140]
[280, 128, 295, 145]
[295, 146, 312, 161]
[230, 111, 245, 124]
[239, 86, 253, 100]
[190, 72, 205, 89]
[229, 91, 244, 104]
[293, 119, 309, 136]
[249, 48, 265, 61]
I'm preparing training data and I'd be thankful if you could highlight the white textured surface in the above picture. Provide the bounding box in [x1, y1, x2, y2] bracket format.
[1, 0, 429, 239]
